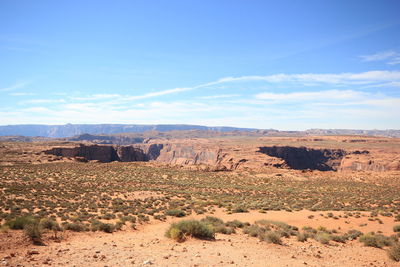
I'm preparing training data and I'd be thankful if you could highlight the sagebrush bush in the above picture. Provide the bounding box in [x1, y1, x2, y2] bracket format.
[243, 224, 264, 237]
[359, 233, 391, 248]
[165, 209, 186, 217]
[24, 220, 43, 245]
[388, 242, 400, 262]
[6, 216, 35, 230]
[315, 232, 331, 244]
[331, 234, 347, 243]
[346, 229, 363, 240]
[225, 220, 246, 228]
[64, 222, 86, 232]
[259, 231, 282, 245]
[200, 216, 234, 235]
[165, 220, 215, 241]
[393, 225, 400, 232]
[297, 232, 308, 242]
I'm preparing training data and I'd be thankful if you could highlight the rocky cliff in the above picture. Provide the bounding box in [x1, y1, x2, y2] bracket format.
[257, 146, 346, 171]
[44, 143, 400, 172]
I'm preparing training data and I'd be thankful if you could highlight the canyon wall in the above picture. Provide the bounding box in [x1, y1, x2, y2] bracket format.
[44, 143, 400, 172]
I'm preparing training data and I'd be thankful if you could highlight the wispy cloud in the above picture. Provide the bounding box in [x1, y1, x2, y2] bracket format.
[255, 90, 363, 101]
[0, 82, 29, 92]
[199, 94, 240, 99]
[360, 50, 400, 65]
[9, 92, 36, 96]
[217, 70, 400, 85]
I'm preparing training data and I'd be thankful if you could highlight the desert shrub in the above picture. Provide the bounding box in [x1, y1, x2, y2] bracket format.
[165, 220, 215, 241]
[359, 233, 391, 248]
[302, 226, 317, 235]
[165, 209, 186, 217]
[39, 218, 60, 231]
[393, 225, 400, 232]
[315, 232, 331, 244]
[6, 216, 35, 230]
[214, 224, 235, 234]
[297, 232, 308, 242]
[115, 220, 124, 231]
[259, 231, 282, 245]
[201, 216, 224, 225]
[243, 224, 264, 237]
[99, 223, 115, 233]
[388, 242, 400, 262]
[232, 206, 248, 213]
[331, 234, 347, 243]
[225, 220, 246, 228]
[347, 229, 363, 240]
[200, 216, 234, 234]
[24, 220, 43, 245]
[64, 222, 86, 232]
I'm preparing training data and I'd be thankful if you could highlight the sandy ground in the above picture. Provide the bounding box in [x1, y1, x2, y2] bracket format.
[1, 211, 399, 267]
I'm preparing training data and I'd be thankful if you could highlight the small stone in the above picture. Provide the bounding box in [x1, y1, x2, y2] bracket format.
[195, 253, 200, 257]
[26, 250, 39, 256]
[143, 260, 153, 265]
[93, 254, 98, 259]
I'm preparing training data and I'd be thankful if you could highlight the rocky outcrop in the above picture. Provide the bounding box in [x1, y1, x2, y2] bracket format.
[44, 143, 400, 172]
[44, 144, 120, 163]
[257, 146, 346, 171]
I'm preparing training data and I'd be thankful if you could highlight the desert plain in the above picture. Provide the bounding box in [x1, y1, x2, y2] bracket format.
[0, 132, 400, 267]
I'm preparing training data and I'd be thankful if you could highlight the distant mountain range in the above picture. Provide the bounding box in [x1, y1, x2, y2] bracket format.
[0, 124, 257, 138]
[0, 124, 399, 138]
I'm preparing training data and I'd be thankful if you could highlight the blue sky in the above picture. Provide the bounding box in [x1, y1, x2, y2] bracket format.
[1, 0, 400, 130]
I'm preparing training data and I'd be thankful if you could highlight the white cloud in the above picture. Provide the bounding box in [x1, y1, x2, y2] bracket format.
[217, 71, 400, 85]
[199, 94, 240, 99]
[0, 82, 29, 92]
[255, 90, 362, 101]
[9, 92, 36, 96]
[360, 50, 400, 65]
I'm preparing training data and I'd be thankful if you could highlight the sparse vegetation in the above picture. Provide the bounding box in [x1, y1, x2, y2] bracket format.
[165, 219, 215, 241]
[388, 242, 400, 262]
[359, 233, 392, 248]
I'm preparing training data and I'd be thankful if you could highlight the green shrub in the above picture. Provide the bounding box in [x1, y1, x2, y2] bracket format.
[388, 242, 400, 262]
[39, 218, 60, 231]
[165, 220, 215, 241]
[259, 231, 282, 245]
[6, 216, 35, 230]
[359, 233, 391, 248]
[393, 225, 400, 232]
[232, 206, 248, 213]
[225, 220, 245, 228]
[346, 229, 363, 240]
[165, 209, 186, 217]
[24, 220, 43, 245]
[168, 227, 184, 241]
[64, 222, 86, 232]
[99, 223, 115, 233]
[315, 232, 331, 244]
[243, 224, 264, 237]
[297, 232, 308, 242]
[331, 234, 347, 243]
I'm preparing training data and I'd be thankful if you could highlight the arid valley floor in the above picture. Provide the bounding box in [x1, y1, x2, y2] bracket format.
[1, 133, 400, 266]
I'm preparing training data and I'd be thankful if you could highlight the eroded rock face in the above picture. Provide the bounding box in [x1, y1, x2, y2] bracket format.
[44, 144, 120, 163]
[44, 143, 400, 172]
[257, 146, 346, 171]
